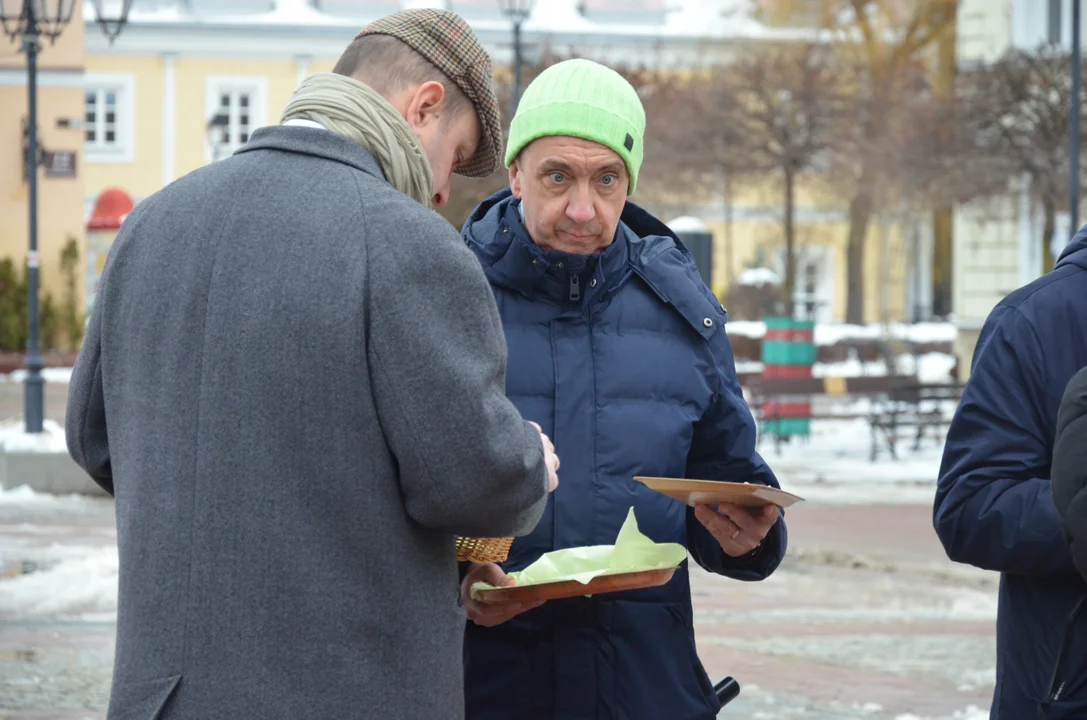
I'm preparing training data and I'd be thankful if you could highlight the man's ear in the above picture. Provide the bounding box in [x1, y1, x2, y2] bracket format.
[509, 158, 523, 199]
[404, 80, 446, 130]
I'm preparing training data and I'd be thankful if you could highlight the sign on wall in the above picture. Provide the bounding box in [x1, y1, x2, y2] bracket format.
[43, 151, 78, 179]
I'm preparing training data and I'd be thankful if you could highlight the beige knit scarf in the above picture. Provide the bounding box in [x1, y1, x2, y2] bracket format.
[281, 72, 434, 207]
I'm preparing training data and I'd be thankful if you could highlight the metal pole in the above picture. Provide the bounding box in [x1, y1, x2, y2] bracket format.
[1073, 0, 1082, 236]
[512, 19, 523, 112]
[1051, 0, 1064, 45]
[23, 8, 43, 434]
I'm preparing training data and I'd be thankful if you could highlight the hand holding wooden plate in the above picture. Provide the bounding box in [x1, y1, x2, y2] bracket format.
[633, 477, 804, 508]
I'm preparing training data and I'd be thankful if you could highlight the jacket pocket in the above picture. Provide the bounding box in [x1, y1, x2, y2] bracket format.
[106, 673, 181, 720]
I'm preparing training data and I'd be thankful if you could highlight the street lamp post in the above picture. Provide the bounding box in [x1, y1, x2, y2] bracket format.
[0, 0, 135, 433]
[1072, 0, 1082, 235]
[497, 0, 533, 114]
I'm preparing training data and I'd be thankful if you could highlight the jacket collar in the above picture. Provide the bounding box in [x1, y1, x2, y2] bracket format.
[234, 125, 387, 184]
[477, 197, 632, 307]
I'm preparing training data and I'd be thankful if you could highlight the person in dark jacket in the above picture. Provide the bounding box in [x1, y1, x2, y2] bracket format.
[458, 58, 787, 720]
[934, 229, 1087, 719]
[1054, 367, 1087, 583]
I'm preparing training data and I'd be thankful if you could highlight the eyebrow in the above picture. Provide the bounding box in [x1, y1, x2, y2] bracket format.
[539, 159, 626, 176]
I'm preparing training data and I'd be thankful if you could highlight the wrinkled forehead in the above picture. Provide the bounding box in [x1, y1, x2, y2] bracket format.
[521, 135, 626, 175]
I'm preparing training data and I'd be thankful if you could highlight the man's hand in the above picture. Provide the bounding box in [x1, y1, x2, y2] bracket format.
[694, 502, 780, 557]
[528, 421, 559, 492]
[461, 562, 545, 627]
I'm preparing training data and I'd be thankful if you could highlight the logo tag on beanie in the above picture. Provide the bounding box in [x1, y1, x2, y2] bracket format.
[624, 133, 634, 152]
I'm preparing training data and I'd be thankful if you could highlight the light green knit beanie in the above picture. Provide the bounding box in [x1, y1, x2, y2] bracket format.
[505, 58, 646, 195]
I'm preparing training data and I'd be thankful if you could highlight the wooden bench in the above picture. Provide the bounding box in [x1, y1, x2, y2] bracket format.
[751, 375, 911, 456]
[750, 375, 963, 460]
[868, 381, 964, 460]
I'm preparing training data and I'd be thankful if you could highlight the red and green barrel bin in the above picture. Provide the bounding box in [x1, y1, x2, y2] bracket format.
[760, 317, 816, 438]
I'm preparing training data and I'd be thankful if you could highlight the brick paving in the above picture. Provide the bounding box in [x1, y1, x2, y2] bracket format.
[0, 499, 997, 719]
[0, 377, 995, 719]
[696, 504, 995, 718]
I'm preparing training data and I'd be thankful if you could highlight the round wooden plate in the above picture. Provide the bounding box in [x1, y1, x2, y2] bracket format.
[474, 567, 677, 605]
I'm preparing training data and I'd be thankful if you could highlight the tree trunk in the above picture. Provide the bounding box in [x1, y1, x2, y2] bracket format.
[931, 207, 953, 318]
[846, 185, 873, 324]
[930, 11, 957, 320]
[1043, 196, 1056, 274]
[723, 169, 734, 285]
[878, 215, 889, 324]
[783, 167, 796, 319]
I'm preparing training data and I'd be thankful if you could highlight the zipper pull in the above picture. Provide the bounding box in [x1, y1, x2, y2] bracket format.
[569, 273, 581, 302]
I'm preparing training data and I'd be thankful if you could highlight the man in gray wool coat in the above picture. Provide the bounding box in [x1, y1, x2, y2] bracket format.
[65, 9, 558, 720]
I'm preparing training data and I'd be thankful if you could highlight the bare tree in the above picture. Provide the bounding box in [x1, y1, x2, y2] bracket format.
[961, 45, 1087, 273]
[635, 60, 767, 290]
[767, 0, 959, 322]
[711, 44, 842, 317]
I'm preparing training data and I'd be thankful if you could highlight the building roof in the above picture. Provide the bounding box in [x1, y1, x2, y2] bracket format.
[85, 0, 829, 59]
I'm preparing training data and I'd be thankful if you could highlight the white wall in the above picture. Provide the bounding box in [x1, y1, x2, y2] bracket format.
[958, 0, 1013, 63]
[952, 196, 1028, 332]
[1013, 0, 1087, 51]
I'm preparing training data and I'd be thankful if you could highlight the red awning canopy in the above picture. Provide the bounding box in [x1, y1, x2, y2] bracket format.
[87, 188, 134, 231]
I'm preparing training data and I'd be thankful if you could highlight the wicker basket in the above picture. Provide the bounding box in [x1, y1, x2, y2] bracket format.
[456, 535, 514, 564]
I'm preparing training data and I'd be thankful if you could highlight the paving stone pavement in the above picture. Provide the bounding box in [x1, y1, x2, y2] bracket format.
[693, 504, 995, 719]
[0, 494, 996, 719]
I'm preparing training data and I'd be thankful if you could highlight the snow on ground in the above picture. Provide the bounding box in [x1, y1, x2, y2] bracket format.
[895, 707, 988, 720]
[667, 215, 708, 233]
[0, 417, 69, 453]
[738, 267, 782, 286]
[737, 353, 957, 383]
[0, 484, 117, 621]
[0, 483, 95, 510]
[0, 546, 118, 621]
[727, 321, 957, 345]
[759, 417, 945, 504]
[0, 367, 73, 384]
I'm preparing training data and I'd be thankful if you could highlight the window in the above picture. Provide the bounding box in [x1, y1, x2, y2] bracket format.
[205, 76, 268, 163]
[83, 74, 135, 163]
[797, 260, 820, 320]
[777, 244, 834, 323]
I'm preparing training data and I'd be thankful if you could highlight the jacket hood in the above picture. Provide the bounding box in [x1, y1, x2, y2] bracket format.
[1057, 225, 1087, 272]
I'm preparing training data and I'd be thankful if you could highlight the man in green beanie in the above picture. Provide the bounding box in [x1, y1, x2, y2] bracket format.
[459, 58, 788, 719]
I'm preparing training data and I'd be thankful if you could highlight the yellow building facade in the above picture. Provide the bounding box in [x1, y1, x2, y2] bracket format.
[0, 11, 87, 344]
[655, 178, 921, 324]
[73, 0, 916, 324]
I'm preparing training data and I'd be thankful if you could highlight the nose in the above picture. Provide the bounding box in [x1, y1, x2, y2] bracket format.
[431, 175, 451, 208]
[566, 190, 596, 225]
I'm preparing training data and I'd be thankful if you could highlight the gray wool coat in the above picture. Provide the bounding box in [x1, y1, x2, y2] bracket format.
[66, 126, 550, 720]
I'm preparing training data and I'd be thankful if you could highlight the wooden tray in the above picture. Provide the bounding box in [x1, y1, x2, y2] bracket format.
[634, 477, 804, 509]
[474, 567, 677, 605]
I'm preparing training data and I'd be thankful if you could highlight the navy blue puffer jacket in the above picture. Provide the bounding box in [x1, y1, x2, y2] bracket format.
[460, 190, 787, 720]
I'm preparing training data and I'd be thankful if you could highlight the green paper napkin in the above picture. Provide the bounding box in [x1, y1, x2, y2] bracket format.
[470, 507, 687, 599]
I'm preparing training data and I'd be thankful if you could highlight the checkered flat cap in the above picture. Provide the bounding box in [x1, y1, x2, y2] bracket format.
[358, 9, 502, 178]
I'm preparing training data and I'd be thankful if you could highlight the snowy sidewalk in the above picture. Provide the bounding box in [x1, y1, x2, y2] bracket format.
[0, 487, 994, 720]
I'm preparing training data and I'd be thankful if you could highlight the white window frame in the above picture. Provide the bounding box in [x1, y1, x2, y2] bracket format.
[83, 73, 135, 164]
[205, 75, 268, 164]
[776, 244, 834, 323]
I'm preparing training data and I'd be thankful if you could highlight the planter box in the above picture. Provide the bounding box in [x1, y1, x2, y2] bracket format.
[0, 449, 107, 496]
